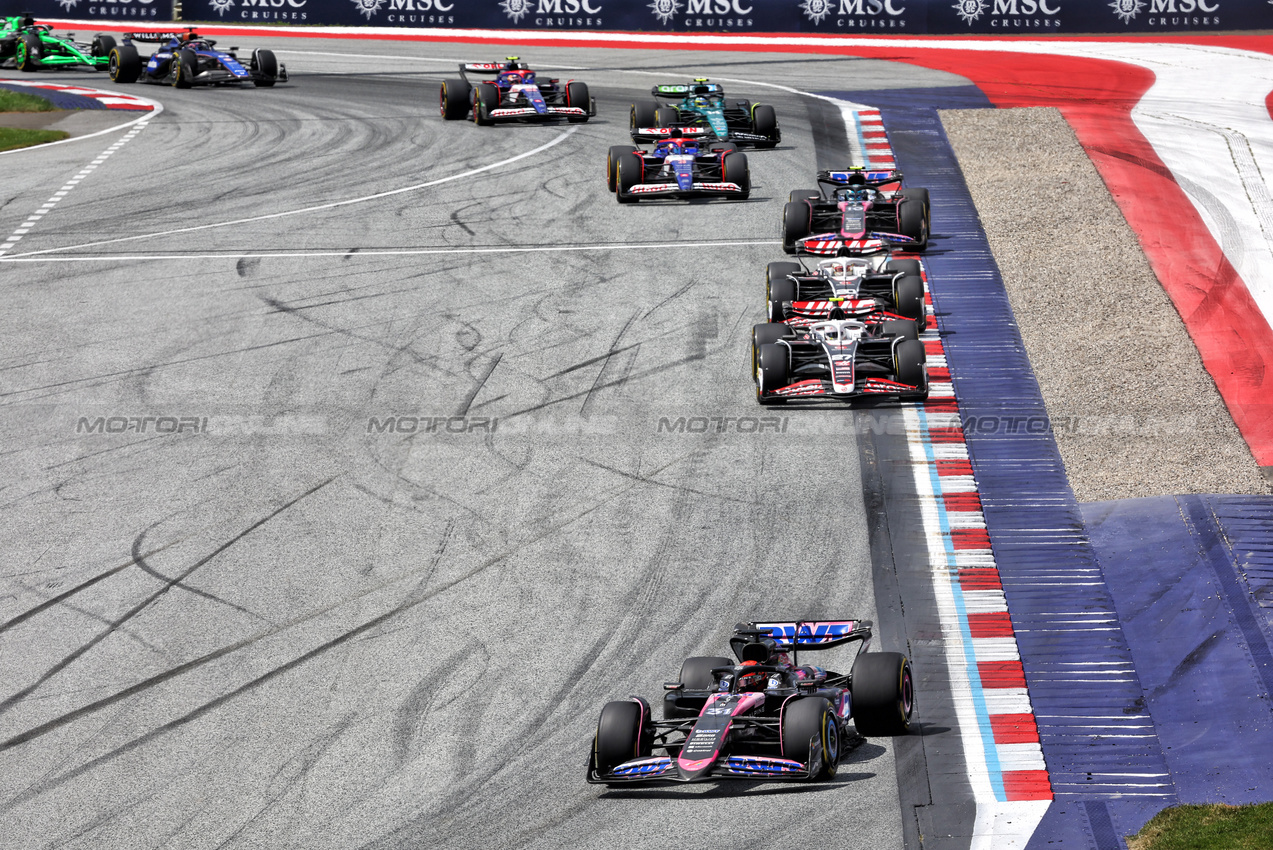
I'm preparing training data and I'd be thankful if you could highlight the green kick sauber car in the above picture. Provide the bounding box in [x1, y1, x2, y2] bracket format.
[630, 78, 781, 149]
[1, 15, 116, 72]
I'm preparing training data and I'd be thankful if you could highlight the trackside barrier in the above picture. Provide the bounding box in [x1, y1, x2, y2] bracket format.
[18, 0, 1269, 34]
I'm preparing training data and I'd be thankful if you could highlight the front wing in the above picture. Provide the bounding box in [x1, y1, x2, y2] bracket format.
[759, 377, 927, 403]
[587, 742, 822, 784]
[487, 105, 589, 121]
[626, 180, 745, 199]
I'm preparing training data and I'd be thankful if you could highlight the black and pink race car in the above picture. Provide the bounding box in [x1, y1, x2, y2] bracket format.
[783, 169, 930, 254]
[587, 620, 914, 784]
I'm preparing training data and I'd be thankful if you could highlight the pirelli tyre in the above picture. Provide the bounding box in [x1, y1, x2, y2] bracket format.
[473, 82, 498, 126]
[757, 343, 789, 404]
[252, 49, 278, 87]
[893, 340, 927, 396]
[565, 80, 590, 123]
[91, 34, 117, 59]
[15, 33, 40, 72]
[897, 188, 930, 249]
[767, 276, 797, 324]
[594, 700, 652, 775]
[440, 78, 470, 120]
[656, 104, 680, 127]
[851, 652, 915, 737]
[607, 145, 635, 192]
[751, 104, 778, 148]
[630, 100, 657, 131]
[172, 48, 198, 88]
[615, 152, 643, 204]
[752, 323, 793, 381]
[789, 188, 820, 204]
[893, 273, 926, 328]
[880, 320, 920, 344]
[722, 151, 749, 200]
[766, 260, 801, 319]
[884, 258, 923, 277]
[782, 200, 813, 254]
[781, 697, 839, 779]
[108, 44, 141, 84]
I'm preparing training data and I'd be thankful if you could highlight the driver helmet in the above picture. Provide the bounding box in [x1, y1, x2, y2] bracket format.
[693, 96, 709, 108]
[737, 660, 768, 691]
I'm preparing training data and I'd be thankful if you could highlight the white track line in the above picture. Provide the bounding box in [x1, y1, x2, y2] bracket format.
[1, 126, 579, 260]
[0, 116, 154, 257]
[0, 240, 781, 263]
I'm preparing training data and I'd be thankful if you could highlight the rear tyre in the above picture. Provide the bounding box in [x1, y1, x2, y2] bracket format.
[893, 340, 927, 394]
[473, 82, 499, 126]
[897, 189, 930, 249]
[594, 701, 651, 773]
[781, 697, 839, 779]
[679, 656, 733, 690]
[884, 258, 922, 277]
[752, 323, 792, 381]
[630, 100, 657, 131]
[782, 200, 812, 254]
[893, 274, 926, 327]
[108, 44, 141, 83]
[91, 34, 117, 58]
[16, 34, 40, 72]
[615, 152, 642, 204]
[751, 104, 778, 148]
[439, 78, 470, 119]
[656, 104, 680, 127]
[252, 49, 277, 87]
[172, 48, 197, 88]
[767, 276, 797, 324]
[788, 189, 820, 203]
[606, 145, 635, 192]
[566, 81, 590, 123]
[722, 151, 749, 200]
[851, 652, 914, 736]
[880, 320, 920, 344]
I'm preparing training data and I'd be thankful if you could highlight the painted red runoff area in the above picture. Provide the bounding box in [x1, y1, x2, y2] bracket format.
[990, 713, 1040, 744]
[1002, 769, 1053, 801]
[978, 659, 1028, 689]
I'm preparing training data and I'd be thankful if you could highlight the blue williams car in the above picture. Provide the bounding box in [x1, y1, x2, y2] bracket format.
[607, 128, 750, 204]
[108, 30, 287, 88]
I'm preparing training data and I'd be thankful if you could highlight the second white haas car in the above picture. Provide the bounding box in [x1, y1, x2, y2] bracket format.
[439, 57, 594, 125]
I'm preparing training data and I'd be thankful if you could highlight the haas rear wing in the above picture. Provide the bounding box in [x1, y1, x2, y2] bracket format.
[751, 620, 873, 650]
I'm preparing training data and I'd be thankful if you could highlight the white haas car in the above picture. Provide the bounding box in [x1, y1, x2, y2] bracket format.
[765, 252, 927, 332]
[753, 318, 927, 405]
[438, 57, 594, 125]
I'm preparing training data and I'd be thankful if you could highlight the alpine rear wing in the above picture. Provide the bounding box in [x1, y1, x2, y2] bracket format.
[818, 168, 904, 190]
[752, 620, 873, 650]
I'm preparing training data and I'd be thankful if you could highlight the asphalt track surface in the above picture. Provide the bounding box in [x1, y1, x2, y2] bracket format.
[0, 44, 969, 848]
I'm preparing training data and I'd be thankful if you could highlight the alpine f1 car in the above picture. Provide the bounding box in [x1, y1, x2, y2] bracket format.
[439, 57, 594, 125]
[753, 318, 928, 405]
[108, 31, 286, 88]
[783, 168, 930, 254]
[606, 129, 749, 203]
[630, 79, 779, 149]
[588, 620, 914, 784]
[2, 15, 115, 72]
[766, 254, 927, 332]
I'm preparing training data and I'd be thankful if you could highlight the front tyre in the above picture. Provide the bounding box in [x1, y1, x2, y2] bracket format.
[851, 652, 915, 737]
[565, 81, 590, 123]
[782, 200, 813, 254]
[722, 151, 749, 200]
[252, 49, 278, 87]
[606, 145, 635, 193]
[781, 697, 839, 779]
[16, 34, 40, 72]
[473, 82, 498, 126]
[615, 152, 642, 204]
[172, 48, 197, 88]
[594, 700, 651, 774]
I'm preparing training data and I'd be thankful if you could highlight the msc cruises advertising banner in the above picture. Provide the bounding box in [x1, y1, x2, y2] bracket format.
[24, 0, 1270, 34]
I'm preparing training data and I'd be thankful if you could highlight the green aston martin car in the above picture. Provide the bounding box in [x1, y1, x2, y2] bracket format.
[630, 79, 781, 149]
[1, 15, 115, 72]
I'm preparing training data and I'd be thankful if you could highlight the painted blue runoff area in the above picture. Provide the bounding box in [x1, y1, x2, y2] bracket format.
[827, 85, 1178, 847]
[0, 82, 106, 110]
[1083, 495, 1273, 805]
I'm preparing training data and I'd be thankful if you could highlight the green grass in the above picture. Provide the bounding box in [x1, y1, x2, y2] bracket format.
[0, 89, 58, 113]
[1128, 803, 1273, 850]
[0, 127, 69, 152]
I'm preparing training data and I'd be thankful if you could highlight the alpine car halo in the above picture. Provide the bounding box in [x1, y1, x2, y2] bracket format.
[588, 620, 914, 784]
[108, 30, 286, 88]
[783, 168, 930, 254]
[631, 79, 780, 149]
[607, 129, 750, 203]
[439, 57, 594, 125]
